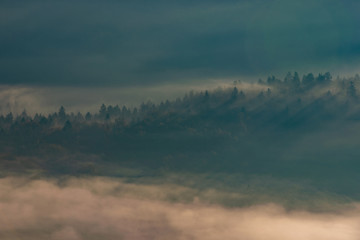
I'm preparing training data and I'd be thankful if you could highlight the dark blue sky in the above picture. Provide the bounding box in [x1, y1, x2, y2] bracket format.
[1, 0, 360, 86]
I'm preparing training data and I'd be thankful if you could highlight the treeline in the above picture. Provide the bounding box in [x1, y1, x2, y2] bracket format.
[1, 72, 360, 132]
[1, 71, 360, 165]
[3, 72, 360, 197]
[261, 72, 360, 96]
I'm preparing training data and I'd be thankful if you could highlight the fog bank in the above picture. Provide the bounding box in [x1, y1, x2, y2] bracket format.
[0, 177, 359, 240]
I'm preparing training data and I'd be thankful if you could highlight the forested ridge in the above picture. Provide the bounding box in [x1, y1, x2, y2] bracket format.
[2, 72, 360, 199]
[2, 72, 359, 131]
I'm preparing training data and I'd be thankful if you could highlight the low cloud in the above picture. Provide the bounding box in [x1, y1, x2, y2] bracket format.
[0, 177, 359, 240]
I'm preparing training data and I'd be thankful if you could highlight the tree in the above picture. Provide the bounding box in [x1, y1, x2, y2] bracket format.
[266, 88, 272, 97]
[284, 72, 293, 84]
[204, 90, 209, 99]
[58, 106, 66, 122]
[324, 72, 332, 82]
[122, 106, 129, 118]
[292, 72, 300, 89]
[302, 73, 315, 89]
[107, 105, 114, 116]
[76, 112, 84, 121]
[355, 74, 360, 82]
[99, 104, 107, 118]
[133, 107, 138, 117]
[20, 110, 28, 119]
[347, 81, 357, 99]
[85, 112, 92, 121]
[239, 90, 245, 99]
[231, 87, 238, 99]
[62, 120, 72, 131]
[5, 112, 13, 123]
[39, 116, 48, 126]
[316, 72, 331, 85]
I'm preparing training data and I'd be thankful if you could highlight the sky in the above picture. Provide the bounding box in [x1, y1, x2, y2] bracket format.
[1, 0, 360, 89]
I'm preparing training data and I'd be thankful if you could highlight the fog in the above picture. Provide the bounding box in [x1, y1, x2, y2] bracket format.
[0, 80, 242, 115]
[0, 177, 359, 240]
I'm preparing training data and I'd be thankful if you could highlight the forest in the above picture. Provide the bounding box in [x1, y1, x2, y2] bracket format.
[2, 72, 360, 203]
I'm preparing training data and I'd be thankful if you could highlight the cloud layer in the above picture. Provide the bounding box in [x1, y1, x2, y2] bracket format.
[1, 0, 360, 86]
[0, 177, 359, 240]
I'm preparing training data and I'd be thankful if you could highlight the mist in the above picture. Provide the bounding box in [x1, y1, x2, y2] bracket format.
[1, 177, 359, 240]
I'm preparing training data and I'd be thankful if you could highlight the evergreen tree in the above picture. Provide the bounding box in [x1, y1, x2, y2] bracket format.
[302, 73, 315, 89]
[58, 106, 66, 122]
[347, 81, 357, 98]
[231, 87, 238, 99]
[99, 104, 107, 118]
[62, 120, 72, 131]
[85, 112, 92, 121]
